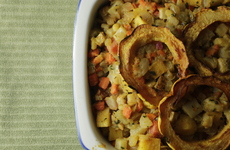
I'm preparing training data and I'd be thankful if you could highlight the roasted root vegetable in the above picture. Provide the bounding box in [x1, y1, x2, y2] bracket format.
[158, 75, 230, 150]
[184, 6, 230, 82]
[119, 24, 189, 107]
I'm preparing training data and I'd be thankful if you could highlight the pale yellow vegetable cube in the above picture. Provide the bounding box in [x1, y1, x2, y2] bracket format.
[138, 135, 161, 150]
[115, 138, 128, 150]
[96, 107, 111, 127]
[108, 126, 123, 141]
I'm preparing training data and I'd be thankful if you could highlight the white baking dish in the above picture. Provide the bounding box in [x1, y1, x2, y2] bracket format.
[73, 0, 115, 149]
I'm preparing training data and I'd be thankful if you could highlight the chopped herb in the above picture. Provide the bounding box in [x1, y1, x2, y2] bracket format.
[209, 99, 214, 101]
[185, 2, 189, 8]
[128, 92, 133, 94]
[171, 13, 176, 17]
[104, 117, 107, 121]
[212, 108, 216, 112]
[109, 65, 114, 70]
[114, 120, 120, 124]
[143, 115, 147, 118]
[214, 101, 219, 104]
[121, 146, 124, 149]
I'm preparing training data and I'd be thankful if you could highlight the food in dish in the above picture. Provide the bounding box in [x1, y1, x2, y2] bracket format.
[159, 75, 230, 150]
[119, 24, 188, 107]
[184, 6, 230, 82]
[86, 0, 230, 149]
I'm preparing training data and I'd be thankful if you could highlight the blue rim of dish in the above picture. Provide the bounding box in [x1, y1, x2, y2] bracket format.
[72, 0, 89, 150]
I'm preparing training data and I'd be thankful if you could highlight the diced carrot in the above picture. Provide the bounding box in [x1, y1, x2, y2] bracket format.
[126, 30, 133, 36]
[122, 105, 132, 119]
[167, 55, 173, 60]
[110, 83, 119, 94]
[205, 45, 220, 57]
[99, 77, 110, 90]
[150, 2, 157, 13]
[88, 73, 99, 86]
[138, 0, 147, 7]
[136, 100, 143, 112]
[92, 54, 103, 65]
[94, 100, 105, 111]
[104, 52, 116, 64]
[147, 120, 163, 138]
[146, 113, 157, 121]
[88, 48, 100, 58]
[124, 24, 131, 31]
[157, 49, 166, 57]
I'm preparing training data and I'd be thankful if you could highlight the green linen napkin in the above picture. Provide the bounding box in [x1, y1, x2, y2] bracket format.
[0, 0, 83, 149]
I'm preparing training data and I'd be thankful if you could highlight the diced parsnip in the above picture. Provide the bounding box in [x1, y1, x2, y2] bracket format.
[127, 92, 138, 106]
[158, 7, 167, 19]
[113, 26, 127, 43]
[213, 37, 229, 47]
[129, 135, 139, 147]
[109, 126, 123, 141]
[132, 15, 147, 28]
[217, 58, 229, 73]
[115, 138, 128, 150]
[174, 114, 197, 136]
[139, 114, 153, 128]
[96, 107, 111, 127]
[218, 47, 230, 59]
[95, 32, 106, 47]
[182, 97, 203, 118]
[130, 125, 148, 136]
[215, 23, 229, 37]
[135, 58, 150, 78]
[201, 112, 214, 128]
[202, 97, 224, 112]
[149, 60, 168, 79]
[114, 110, 130, 125]
[105, 95, 118, 110]
[202, 57, 218, 69]
[137, 135, 161, 150]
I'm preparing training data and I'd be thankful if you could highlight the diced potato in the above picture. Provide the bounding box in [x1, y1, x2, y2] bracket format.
[139, 114, 153, 128]
[158, 7, 167, 19]
[202, 97, 224, 112]
[109, 126, 123, 141]
[215, 23, 229, 37]
[149, 60, 168, 79]
[138, 135, 161, 150]
[174, 114, 197, 136]
[96, 107, 111, 127]
[182, 98, 203, 118]
[213, 37, 229, 47]
[113, 26, 127, 43]
[129, 135, 139, 147]
[202, 57, 218, 69]
[218, 47, 230, 59]
[95, 32, 106, 47]
[132, 15, 147, 28]
[127, 92, 138, 106]
[201, 112, 214, 128]
[217, 58, 229, 73]
[115, 138, 128, 150]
